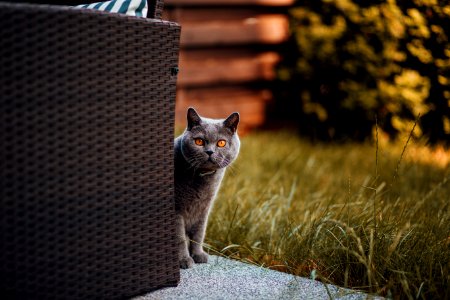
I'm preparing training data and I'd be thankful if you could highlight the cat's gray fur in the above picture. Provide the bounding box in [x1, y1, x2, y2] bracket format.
[174, 108, 240, 269]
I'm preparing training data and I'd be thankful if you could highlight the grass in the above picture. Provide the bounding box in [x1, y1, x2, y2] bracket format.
[203, 130, 449, 299]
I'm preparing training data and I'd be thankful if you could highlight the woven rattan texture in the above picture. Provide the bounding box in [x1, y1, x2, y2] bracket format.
[0, 3, 180, 299]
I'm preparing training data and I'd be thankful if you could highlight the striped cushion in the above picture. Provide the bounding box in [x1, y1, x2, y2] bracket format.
[76, 0, 148, 17]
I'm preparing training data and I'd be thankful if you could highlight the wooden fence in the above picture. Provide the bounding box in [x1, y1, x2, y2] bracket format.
[164, 0, 294, 132]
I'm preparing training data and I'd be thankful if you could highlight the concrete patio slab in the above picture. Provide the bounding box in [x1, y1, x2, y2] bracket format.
[134, 255, 380, 300]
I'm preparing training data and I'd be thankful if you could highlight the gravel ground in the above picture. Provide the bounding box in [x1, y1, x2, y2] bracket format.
[134, 255, 381, 300]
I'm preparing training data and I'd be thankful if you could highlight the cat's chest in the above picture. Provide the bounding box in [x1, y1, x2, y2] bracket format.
[175, 174, 219, 202]
[174, 170, 224, 214]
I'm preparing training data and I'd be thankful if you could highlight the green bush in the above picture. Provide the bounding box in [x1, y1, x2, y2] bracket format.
[277, 0, 450, 144]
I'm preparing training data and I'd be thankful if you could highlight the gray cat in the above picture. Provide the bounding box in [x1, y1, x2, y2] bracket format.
[174, 108, 240, 269]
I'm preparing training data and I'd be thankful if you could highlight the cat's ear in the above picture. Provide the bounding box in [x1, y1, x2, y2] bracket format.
[223, 112, 239, 134]
[187, 107, 202, 130]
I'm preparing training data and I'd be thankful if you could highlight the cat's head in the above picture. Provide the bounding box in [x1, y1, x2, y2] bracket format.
[180, 108, 240, 171]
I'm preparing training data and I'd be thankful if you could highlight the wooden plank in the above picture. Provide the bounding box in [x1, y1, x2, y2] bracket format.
[178, 51, 280, 87]
[164, 8, 258, 22]
[165, 0, 294, 6]
[175, 87, 272, 132]
[179, 15, 289, 46]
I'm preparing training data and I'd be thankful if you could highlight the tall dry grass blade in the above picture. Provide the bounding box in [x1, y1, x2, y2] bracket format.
[225, 204, 239, 243]
[374, 115, 379, 237]
[368, 229, 379, 291]
[392, 114, 420, 186]
[422, 174, 449, 202]
[345, 177, 350, 288]
[416, 282, 425, 300]
[375, 114, 379, 181]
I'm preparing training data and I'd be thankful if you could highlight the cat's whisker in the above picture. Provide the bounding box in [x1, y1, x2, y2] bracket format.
[226, 164, 238, 176]
[216, 153, 228, 167]
[218, 155, 235, 171]
[230, 163, 240, 173]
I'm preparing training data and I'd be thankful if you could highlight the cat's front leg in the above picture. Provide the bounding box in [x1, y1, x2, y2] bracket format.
[176, 214, 194, 269]
[189, 218, 209, 264]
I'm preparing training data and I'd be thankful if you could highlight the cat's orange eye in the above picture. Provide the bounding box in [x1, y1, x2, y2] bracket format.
[194, 138, 204, 146]
[217, 140, 226, 147]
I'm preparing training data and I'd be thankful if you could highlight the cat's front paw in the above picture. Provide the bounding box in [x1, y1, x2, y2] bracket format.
[192, 252, 208, 264]
[180, 256, 195, 269]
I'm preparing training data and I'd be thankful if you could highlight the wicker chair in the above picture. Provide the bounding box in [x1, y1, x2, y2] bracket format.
[0, 1, 180, 299]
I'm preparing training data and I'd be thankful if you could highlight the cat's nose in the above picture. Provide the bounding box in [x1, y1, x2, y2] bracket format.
[205, 150, 214, 156]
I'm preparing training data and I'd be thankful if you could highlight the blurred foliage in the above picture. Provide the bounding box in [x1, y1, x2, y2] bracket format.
[277, 0, 450, 144]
